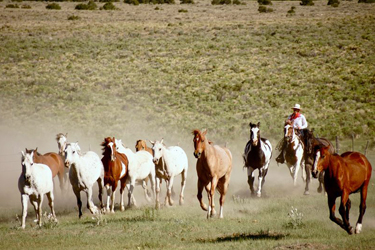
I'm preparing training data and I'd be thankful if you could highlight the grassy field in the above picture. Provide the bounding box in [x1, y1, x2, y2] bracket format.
[0, 0, 375, 249]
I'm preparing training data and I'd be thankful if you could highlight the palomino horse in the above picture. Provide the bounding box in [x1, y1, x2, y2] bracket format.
[282, 121, 305, 186]
[312, 146, 372, 234]
[101, 137, 129, 212]
[115, 138, 155, 207]
[304, 130, 335, 195]
[65, 142, 104, 218]
[243, 122, 272, 197]
[25, 148, 68, 194]
[193, 129, 232, 219]
[151, 139, 188, 209]
[19, 151, 57, 229]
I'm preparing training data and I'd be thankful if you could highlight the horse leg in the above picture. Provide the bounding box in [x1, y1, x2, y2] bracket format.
[155, 177, 161, 209]
[105, 186, 112, 213]
[304, 164, 311, 195]
[167, 176, 175, 206]
[110, 184, 117, 213]
[127, 180, 136, 208]
[197, 179, 207, 211]
[143, 179, 152, 203]
[46, 192, 57, 222]
[73, 189, 83, 218]
[218, 174, 231, 219]
[37, 195, 43, 227]
[21, 194, 29, 229]
[339, 192, 353, 234]
[247, 167, 255, 196]
[97, 178, 104, 211]
[179, 170, 187, 205]
[317, 172, 324, 194]
[86, 187, 98, 215]
[356, 184, 369, 234]
[120, 178, 127, 211]
[258, 168, 268, 197]
[208, 177, 218, 218]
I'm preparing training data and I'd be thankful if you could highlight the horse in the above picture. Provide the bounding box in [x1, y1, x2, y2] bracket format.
[56, 133, 68, 157]
[101, 137, 129, 212]
[243, 122, 272, 197]
[151, 139, 188, 209]
[282, 121, 305, 186]
[64, 142, 104, 218]
[25, 147, 68, 195]
[312, 146, 372, 234]
[115, 138, 155, 207]
[303, 130, 335, 195]
[135, 140, 153, 156]
[18, 151, 57, 229]
[192, 129, 232, 219]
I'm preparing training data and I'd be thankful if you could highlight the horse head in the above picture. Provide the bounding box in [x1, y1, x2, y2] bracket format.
[284, 121, 296, 143]
[21, 150, 34, 182]
[249, 122, 261, 146]
[150, 139, 164, 164]
[135, 140, 146, 152]
[56, 133, 68, 156]
[312, 145, 331, 178]
[64, 142, 80, 168]
[192, 129, 207, 159]
[102, 137, 117, 161]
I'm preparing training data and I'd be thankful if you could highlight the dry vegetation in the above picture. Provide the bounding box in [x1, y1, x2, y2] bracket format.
[0, 0, 375, 249]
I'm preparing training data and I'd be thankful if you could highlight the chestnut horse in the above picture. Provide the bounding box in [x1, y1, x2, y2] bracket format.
[312, 146, 372, 234]
[101, 137, 129, 212]
[303, 130, 335, 195]
[25, 148, 68, 194]
[193, 129, 232, 219]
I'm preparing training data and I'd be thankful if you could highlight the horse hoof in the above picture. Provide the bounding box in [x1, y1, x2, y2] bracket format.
[304, 191, 309, 195]
[256, 193, 261, 198]
[355, 224, 362, 234]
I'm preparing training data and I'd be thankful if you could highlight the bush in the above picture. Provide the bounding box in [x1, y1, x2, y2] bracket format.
[358, 0, 375, 2]
[258, 5, 273, 12]
[75, 1, 98, 10]
[178, 8, 188, 12]
[258, 0, 272, 5]
[180, 0, 194, 3]
[286, 6, 296, 16]
[46, 3, 61, 9]
[5, 4, 19, 8]
[100, 2, 119, 9]
[68, 15, 81, 20]
[300, 0, 314, 5]
[211, 0, 231, 4]
[125, 0, 174, 4]
[21, 4, 32, 8]
[328, 0, 339, 6]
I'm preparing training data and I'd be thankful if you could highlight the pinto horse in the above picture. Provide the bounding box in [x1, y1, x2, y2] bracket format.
[243, 122, 272, 197]
[312, 146, 372, 234]
[193, 129, 232, 219]
[303, 130, 335, 195]
[101, 137, 129, 212]
[25, 148, 68, 194]
[282, 121, 305, 186]
[56, 133, 68, 157]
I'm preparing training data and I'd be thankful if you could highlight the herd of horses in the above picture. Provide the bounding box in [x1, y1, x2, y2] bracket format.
[18, 123, 372, 235]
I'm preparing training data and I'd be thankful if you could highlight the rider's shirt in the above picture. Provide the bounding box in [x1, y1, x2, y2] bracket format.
[288, 113, 308, 129]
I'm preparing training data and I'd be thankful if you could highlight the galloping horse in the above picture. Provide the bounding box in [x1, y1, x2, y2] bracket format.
[25, 148, 68, 194]
[56, 133, 68, 157]
[115, 138, 155, 207]
[101, 137, 129, 212]
[304, 130, 335, 195]
[151, 139, 188, 209]
[282, 121, 305, 186]
[65, 142, 104, 218]
[193, 129, 232, 218]
[243, 122, 272, 197]
[19, 151, 57, 228]
[312, 146, 372, 234]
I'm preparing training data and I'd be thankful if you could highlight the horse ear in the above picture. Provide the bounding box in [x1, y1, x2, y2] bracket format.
[35, 147, 38, 152]
[202, 129, 207, 136]
[161, 138, 164, 144]
[249, 122, 252, 127]
[21, 151, 25, 157]
[150, 140, 154, 145]
[257, 122, 260, 127]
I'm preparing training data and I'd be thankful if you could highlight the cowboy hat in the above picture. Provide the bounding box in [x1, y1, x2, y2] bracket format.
[292, 104, 301, 110]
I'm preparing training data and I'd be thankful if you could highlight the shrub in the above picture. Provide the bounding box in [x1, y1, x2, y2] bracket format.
[46, 3, 61, 9]
[328, 0, 339, 6]
[100, 2, 119, 9]
[68, 15, 81, 20]
[178, 9, 188, 12]
[180, 0, 194, 3]
[5, 4, 19, 8]
[21, 4, 32, 8]
[124, 0, 139, 4]
[258, 0, 272, 5]
[211, 0, 231, 4]
[358, 0, 375, 2]
[258, 5, 273, 12]
[75, 1, 98, 10]
[286, 6, 296, 16]
[300, 0, 314, 5]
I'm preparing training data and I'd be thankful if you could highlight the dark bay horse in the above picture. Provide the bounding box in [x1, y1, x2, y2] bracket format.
[312, 146, 372, 234]
[193, 129, 232, 218]
[25, 148, 68, 194]
[101, 137, 129, 212]
[303, 130, 335, 195]
[243, 122, 272, 197]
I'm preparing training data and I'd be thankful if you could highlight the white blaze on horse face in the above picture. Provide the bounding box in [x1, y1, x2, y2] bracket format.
[312, 151, 321, 173]
[152, 141, 163, 164]
[251, 127, 259, 146]
[108, 142, 115, 161]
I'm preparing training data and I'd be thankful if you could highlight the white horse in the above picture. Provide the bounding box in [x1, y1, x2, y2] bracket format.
[64, 142, 104, 218]
[18, 151, 57, 229]
[283, 122, 305, 186]
[115, 139, 155, 207]
[151, 139, 188, 208]
[56, 133, 68, 157]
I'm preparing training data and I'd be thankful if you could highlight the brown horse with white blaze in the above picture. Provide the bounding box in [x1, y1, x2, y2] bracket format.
[25, 148, 68, 194]
[312, 146, 372, 234]
[192, 129, 232, 219]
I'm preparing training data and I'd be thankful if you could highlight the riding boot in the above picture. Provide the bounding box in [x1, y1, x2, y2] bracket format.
[276, 140, 286, 164]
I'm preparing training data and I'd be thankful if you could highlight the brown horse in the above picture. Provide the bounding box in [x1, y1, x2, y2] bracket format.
[101, 137, 129, 212]
[25, 148, 68, 194]
[313, 146, 372, 234]
[135, 140, 153, 156]
[192, 129, 232, 219]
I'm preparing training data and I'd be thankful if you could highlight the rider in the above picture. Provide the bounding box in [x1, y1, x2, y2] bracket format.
[276, 104, 308, 164]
